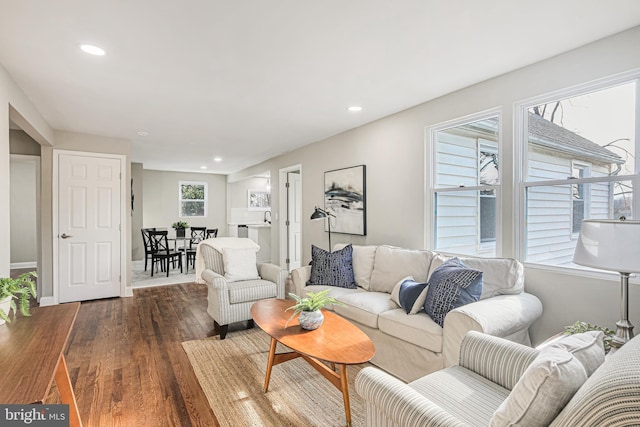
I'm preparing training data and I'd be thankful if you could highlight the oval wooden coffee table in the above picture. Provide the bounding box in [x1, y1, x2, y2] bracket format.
[251, 298, 375, 427]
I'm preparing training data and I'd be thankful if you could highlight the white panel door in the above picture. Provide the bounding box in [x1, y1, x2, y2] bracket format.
[288, 172, 302, 270]
[58, 153, 121, 302]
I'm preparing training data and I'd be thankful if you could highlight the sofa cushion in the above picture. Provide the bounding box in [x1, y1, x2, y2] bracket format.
[424, 258, 483, 327]
[429, 253, 524, 299]
[410, 365, 510, 426]
[222, 247, 260, 282]
[390, 276, 414, 308]
[398, 280, 429, 314]
[369, 246, 434, 293]
[334, 244, 377, 290]
[548, 331, 605, 377]
[334, 291, 397, 329]
[308, 244, 356, 289]
[303, 285, 363, 310]
[227, 279, 278, 304]
[490, 347, 587, 427]
[378, 309, 443, 353]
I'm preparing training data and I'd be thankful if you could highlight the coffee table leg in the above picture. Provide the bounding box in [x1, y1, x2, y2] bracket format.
[339, 364, 352, 427]
[263, 337, 277, 392]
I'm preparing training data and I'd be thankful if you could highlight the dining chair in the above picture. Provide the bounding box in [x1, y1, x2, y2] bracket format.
[206, 228, 218, 239]
[148, 230, 183, 277]
[185, 227, 207, 271]
[140, 227, 156, 271]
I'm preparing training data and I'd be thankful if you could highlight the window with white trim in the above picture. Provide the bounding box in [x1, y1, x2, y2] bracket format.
[430, 113, 501, 257]
[179, 181, 207, 217]
[520, 77, 638, 267]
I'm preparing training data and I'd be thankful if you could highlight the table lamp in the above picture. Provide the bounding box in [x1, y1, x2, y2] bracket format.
[310, 206, 335, 251]
[573, 218, 640, 347]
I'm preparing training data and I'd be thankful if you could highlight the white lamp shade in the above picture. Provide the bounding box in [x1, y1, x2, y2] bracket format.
[573, 219, 640, 273]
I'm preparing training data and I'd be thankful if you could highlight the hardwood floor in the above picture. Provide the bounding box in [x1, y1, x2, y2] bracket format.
[61, 283, 222, 427]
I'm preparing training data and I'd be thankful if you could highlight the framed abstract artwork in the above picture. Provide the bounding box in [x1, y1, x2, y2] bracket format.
[324, 165, 366, 235]
[248, 189, 271, 211]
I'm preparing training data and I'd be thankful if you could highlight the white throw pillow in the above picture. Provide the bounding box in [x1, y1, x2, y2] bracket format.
[390, 276, 414, 307]
[222, 247, 260, 282]
[549, 331, 605, 377]
[490, 347, 587, 427]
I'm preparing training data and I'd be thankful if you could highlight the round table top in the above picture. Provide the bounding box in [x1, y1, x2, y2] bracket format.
[251, 299, 375, 365]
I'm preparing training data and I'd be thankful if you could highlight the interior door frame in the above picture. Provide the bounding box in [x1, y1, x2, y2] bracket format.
[278, 164, 302, 270]
[52, 149, 128, 304]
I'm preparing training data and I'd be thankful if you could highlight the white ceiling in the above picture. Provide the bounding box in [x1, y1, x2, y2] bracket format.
[1, 1, 640, 174]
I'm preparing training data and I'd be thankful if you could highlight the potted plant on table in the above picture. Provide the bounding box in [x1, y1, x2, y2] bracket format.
[172, 221, 189, 238]
[0, 272, 37, 325]
[285, 289, 344, 330]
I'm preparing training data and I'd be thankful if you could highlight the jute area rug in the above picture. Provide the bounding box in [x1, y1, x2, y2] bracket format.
[182, 328, 368, 427]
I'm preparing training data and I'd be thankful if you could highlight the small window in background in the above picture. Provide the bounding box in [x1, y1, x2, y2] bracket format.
[179, 181, 207, 217]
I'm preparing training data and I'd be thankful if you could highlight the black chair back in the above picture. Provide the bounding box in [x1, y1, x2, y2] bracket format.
[141, 228, 156, 251]
[149, 230, 171, 254]
[190, 227, 207, 248]
[206, 228, 218, 239]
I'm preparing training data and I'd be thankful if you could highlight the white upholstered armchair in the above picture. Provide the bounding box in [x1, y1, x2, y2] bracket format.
[196, 238, 287, 339]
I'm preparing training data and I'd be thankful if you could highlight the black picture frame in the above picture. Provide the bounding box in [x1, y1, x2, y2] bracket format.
[324, 165, 366, 235]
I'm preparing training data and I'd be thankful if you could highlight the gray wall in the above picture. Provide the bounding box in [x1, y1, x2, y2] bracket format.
[131, 163, 144, 260]
[10, 129, 41, 156]
[9, 157, 38, 265]
[229, 26, 640, 345]
[142, 170, 227, 241]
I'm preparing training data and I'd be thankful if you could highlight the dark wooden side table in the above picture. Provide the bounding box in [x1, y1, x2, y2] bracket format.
[0, 302, 82, 427]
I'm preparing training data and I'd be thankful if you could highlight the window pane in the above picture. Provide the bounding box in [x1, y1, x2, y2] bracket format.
[435, 189, 496, 257]
[527, 82, 636, 182]
[181, 184, 205, 200]
[181, 201, 205, 217]
[436, 116, 499, 188]
[525, 180, 634, 265]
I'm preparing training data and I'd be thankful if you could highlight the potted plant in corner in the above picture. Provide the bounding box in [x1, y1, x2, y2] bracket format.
[0, 272, 37, 325]
[172, 221, 189, 238]
[285, 289, 344, 330]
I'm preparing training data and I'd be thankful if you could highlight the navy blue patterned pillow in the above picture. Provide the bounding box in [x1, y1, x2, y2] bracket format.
[398, 280, 429, 314]
[307, 244, 356, 289]
[424, 258, 483, 327]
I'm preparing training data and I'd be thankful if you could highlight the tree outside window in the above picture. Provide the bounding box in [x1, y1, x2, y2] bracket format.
[179, 181, 207, 217]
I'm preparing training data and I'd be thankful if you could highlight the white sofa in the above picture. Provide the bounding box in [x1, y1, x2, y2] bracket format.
[291, 244, 543, 382]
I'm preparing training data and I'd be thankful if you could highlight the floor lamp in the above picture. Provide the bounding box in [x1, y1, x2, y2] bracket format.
[310, 206, 335, 251]
[573, 218, 640, 347]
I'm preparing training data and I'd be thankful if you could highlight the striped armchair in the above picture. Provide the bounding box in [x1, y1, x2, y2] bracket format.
[196, 239, 287, 339]
[356, 331, 640, 426]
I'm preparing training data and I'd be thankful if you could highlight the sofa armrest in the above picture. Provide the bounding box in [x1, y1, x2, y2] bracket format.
[291, 265, 311, 296]
[258, 262, 287, 299]
[458, 331, 539, 390]
[201, 269, 228, 291]
[442, 293, 543, 368]
[355, 367, 470, 427]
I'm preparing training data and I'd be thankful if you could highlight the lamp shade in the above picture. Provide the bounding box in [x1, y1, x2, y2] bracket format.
[310, 207, 327, 220]
[573, 219, 640, 273]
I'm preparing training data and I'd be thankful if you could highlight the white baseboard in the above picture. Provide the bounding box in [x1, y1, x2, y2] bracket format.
[39, 296, 56, 306]
[10, 261, 37, 269]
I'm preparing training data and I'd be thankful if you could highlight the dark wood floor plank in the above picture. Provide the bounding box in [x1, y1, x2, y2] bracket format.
[59, 283, 220, 427]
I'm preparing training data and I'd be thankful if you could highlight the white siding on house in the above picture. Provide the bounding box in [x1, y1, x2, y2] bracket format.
[526, 150, 615, 265]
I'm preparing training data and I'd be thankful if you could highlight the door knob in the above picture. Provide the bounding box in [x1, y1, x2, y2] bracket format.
[61, 233, 73, 239]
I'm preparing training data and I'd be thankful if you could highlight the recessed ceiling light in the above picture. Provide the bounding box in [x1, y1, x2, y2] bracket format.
[347, 106, 362, 112]
[137, 131, 148, 137]
[80, 44, 106, 56]
[200, 166, 207, 170]
[213, 157, 222, 162]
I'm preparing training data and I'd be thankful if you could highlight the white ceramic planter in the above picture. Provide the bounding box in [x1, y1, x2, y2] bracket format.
[298, 310, 324, 330]
[0, 296, 11, 325]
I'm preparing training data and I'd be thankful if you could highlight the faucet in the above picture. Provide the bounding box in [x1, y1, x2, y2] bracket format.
[264, 210, 272, 224]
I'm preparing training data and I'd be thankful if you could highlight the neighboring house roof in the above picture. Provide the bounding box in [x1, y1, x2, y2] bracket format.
[528, 112, 624, 165]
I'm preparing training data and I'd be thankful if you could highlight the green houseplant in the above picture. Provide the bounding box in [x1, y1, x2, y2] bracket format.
[172, 221, 189, 238]
[0, 272, 37, 324]
[285, 289, 344, 330]
[564, 320, 615, 353]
